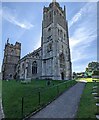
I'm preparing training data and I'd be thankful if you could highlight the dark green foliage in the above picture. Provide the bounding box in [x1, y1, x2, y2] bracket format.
[92, 70, 99, 76]
[85, 62, 99, 77]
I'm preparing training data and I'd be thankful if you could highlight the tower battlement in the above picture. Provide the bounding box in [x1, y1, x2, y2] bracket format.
[5, 39, 21, 50]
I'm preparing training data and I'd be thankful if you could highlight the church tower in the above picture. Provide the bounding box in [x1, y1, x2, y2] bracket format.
[2, 39, 21, 80]
[41, 0, 72, 80]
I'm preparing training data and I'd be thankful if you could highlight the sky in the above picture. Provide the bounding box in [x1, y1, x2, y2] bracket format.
[0, 0, 97, 73]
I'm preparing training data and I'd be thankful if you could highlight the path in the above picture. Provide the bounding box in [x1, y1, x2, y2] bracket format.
[30, 82, 85, 118]
[0, 99, 3, 119]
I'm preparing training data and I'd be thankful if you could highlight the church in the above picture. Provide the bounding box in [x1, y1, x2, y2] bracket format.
[2, 0, 72, 80]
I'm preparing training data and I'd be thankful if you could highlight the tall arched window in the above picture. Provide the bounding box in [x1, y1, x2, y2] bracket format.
[60, 30, 63, 38]
[47, 43, 52, 53]
[48, 27, 51, 32]
[59, 53, 65, 68]
[22, 63, 25, 70]
[32, 61, 37, 74]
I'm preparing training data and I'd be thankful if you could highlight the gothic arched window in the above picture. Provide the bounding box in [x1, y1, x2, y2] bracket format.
[48, 27, 51, 32]
[32, 61, 37, 74]
[11, 49, 14, 55]
[54, 11, 56, 15]
[47, 43, 52, 52]
[64, 33, 66, 39]
[59, 53, 65, 68]
[60, 30, 63, 36]
[22, 63, 25, 70]
[58, 29, 60, 35]
[49, 12, 52, 20]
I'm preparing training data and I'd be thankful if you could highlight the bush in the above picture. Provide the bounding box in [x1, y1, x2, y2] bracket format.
[92, 70, 99, 75]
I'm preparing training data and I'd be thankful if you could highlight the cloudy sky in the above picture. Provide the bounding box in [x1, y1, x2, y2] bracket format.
[0, 1, 97, 72]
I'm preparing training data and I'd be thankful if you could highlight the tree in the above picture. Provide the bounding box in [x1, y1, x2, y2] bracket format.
[73, 72, 77, 79]
[85, 62, 99, 77]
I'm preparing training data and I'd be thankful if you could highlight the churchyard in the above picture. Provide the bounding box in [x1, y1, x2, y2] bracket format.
[77, 82, 99, 118]
[1, 78, 99, 119]
[77, 78, 99, 82]
[77, 78, 99, 118]
[2, 79, 77, 118]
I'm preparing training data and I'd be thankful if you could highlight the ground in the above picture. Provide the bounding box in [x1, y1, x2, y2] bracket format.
[31, 82, 85, 118]
[2, 78, 99, 119]
[77, 78, 99, 118]
[2, 79, 76, 118]
[77, 82, 98, 118]
[76, 77, 99, 82]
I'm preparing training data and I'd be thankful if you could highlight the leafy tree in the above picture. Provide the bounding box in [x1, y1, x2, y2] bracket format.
[92, 70, 99, 76]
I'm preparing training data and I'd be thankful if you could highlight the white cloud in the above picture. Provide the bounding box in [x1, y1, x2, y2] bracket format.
[72, 64, 88, 73]
[70, 27, 97, 62]
[33, 29, 42, 50]
[2, 7, 34, 29]
[69, 2, 97, 28]
[70, 27, 97, 49]
[69, 2, 97, 72]
[34, 39, 41, 50]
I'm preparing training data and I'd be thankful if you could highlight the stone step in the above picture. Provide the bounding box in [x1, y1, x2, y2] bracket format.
[94, 97, 99, 99]
[96, 103, 99, 106]
[93, 86, 98, 88]
[92, 92, 98, 95]
[96, 115, 99, 119]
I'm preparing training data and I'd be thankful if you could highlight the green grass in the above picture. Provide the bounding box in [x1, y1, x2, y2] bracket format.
[76, 78, 99, 82]
[2, 79, 77, 118]
[77, 82, 99, 118]
[76, 78, 93, 82]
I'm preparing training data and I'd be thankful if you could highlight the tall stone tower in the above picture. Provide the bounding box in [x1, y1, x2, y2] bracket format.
[2, 39, 21, 80]
[41, 1, 72, 80]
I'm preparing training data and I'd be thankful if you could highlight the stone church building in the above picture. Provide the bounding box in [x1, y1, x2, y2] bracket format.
[2, 0, 72, 80]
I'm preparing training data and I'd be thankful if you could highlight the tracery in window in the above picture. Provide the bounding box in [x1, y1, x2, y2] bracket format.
[32, 61, 37, 74]
[48, 27, 51, 32]
[59, 53, 65, 68]
[47, 43, 52, 52]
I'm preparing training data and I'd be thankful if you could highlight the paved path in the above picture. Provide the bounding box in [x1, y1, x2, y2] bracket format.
[0, 99, 3, 119]
[30, 82, 85, 119]
[0, 105, 3, 119]
[0, 82, 3, 119]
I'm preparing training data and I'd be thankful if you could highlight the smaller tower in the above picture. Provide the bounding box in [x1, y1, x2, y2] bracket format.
[2, 39, 21, 80]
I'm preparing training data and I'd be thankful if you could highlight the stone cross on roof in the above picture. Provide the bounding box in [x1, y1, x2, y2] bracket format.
[7, 38, 9, 44]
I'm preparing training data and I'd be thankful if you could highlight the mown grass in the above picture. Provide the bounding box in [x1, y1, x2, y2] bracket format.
[2, 79, 77, 118]
[77, 82, 99, 118]
[76, 78, 93, 82]
[76, 78, 99, 82]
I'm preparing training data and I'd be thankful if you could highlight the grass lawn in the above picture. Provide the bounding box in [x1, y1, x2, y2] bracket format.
[2, 79, 77, 118]
[76, 78, 99, 82]
[77, 82, 99, 118]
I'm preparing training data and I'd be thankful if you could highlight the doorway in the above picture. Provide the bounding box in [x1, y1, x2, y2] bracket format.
[61, 72, 64, 80]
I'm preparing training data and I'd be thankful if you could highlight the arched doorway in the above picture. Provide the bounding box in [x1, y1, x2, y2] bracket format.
[9, 74, 13, 79]
[61, 72, 64, 80]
